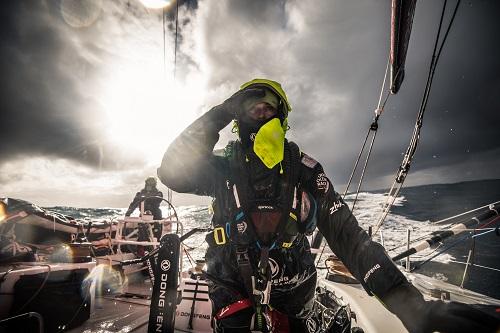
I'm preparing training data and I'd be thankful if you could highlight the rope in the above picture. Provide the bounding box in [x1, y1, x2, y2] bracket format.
[315, 240, 328, 268]
[374, 0, 461, 234]
[377, 58, 390, 110]
[182, 244, 196, 267]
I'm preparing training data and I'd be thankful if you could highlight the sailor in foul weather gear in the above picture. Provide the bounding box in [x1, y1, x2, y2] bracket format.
[158, 79, 499, 333]
[125, 176, 163, 240]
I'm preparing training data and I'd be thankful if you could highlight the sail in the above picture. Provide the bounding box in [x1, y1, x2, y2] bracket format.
[390, 0, 417, 94]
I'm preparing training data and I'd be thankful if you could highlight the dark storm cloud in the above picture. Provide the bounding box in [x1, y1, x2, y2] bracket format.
[1, 0, 498, 204]
[0, 1, 95, 164]
[1, 1, 122, 169]
[0, 0, 198, 170]
[368, 0, 500, 186]
[300, 0, 500, 188]
[201, 0, 499, 189]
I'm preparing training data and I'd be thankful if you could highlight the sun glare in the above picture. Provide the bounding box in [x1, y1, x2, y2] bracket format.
[139, 0, 173, 9]
[100, 60, 205, 164]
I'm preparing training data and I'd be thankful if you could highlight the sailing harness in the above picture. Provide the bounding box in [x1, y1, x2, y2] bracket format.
[211, 140, 317, 330]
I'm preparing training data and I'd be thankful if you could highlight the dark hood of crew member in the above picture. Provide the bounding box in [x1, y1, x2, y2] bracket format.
[144, 176, 158, 193]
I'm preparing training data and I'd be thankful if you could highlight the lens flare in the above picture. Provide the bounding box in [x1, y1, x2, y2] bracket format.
[85, 264, 126, 296]
[0, 201, 6, 223]
[60, 0, 102, 28]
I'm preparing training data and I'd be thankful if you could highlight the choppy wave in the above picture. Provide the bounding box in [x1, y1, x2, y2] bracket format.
[343, 192, 454, 263]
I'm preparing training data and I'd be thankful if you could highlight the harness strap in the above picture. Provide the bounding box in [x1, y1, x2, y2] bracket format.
[235, 246, 254, 300]
[236, 245, 272, 332]
[272, 142, 301, 248]
[254, 246, 272, 305]
[233, 184, 241, 208]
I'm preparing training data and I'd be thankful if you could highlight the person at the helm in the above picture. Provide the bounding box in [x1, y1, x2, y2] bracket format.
[125, 176, 163, 240]
[158, 79, 498, 333]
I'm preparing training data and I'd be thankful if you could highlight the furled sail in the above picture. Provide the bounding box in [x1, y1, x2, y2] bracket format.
[390, 0, 417, 94]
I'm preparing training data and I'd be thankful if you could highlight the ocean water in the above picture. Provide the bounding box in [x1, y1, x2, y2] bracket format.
[47, 179, 500, 299]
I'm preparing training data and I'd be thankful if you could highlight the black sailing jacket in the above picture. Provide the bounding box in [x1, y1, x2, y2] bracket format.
[125, 189, 163, 220]
[157, 106, 407, 315]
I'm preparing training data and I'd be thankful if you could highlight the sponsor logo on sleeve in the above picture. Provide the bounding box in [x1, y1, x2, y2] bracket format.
[363, 264, 381, 283]
[316, 173, 330, 193]
[329, 201, 344, 214]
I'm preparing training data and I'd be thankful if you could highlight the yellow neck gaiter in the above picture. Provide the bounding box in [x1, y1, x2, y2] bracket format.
[253, 118, 285, 169]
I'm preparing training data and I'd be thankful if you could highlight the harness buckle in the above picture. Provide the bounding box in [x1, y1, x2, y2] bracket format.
[251, 246, 272, 305]
[251, 276, 272, 305]
[236, 247, 250, 264]
[213, 227, 226, 245]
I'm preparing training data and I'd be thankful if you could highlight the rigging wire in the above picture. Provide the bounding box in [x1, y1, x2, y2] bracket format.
[343, 58, 391, 212]
[350, 129, 378, 212]
[409, 216, 499, 271]
[173, 0, 179, 79]
[374, 0, 461, 234]
[451, 261, 500, 273]
[313, 0, 402, 257]
[430, 201, 500, 225]
[387, 204, 499, 253]
[409, 226, 499, 273]
[161, 2, 178, 204]
[162, 7, 167, 77]
[161, 2, 180, 79]
[386, 216, 478, 252]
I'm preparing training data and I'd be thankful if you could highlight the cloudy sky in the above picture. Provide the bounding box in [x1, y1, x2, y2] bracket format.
[1, 0, 499, 208]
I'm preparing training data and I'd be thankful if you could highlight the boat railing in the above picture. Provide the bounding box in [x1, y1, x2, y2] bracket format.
[112, 216, 185, 254]
[390, 202, 500, 298]
[108, 195, 184, 253]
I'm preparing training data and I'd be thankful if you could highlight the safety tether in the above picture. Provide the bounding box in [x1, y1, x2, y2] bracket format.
[374, 0, 461, 235]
